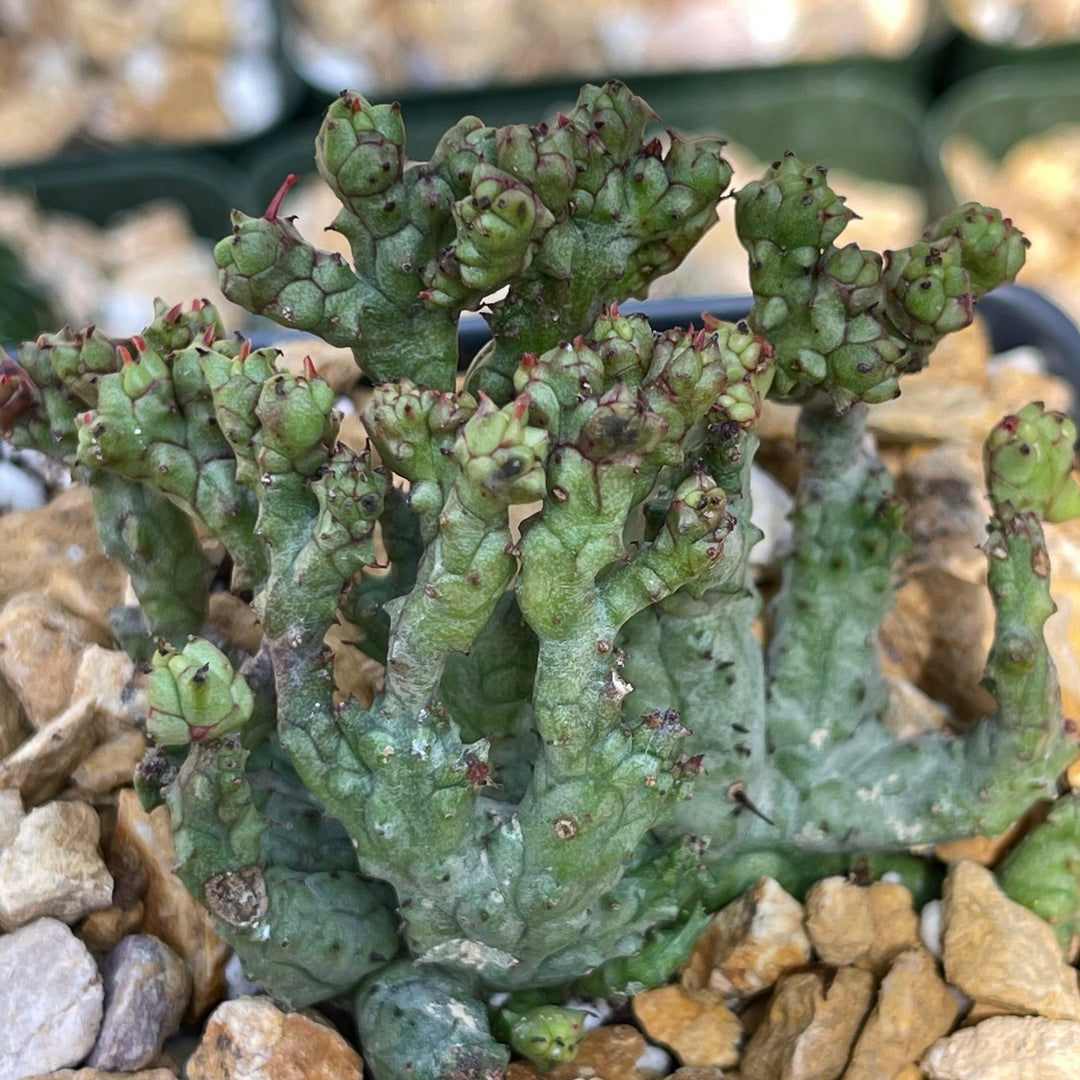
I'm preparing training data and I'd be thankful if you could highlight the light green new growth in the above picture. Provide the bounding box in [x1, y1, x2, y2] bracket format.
[4, 82, 1079, 1080]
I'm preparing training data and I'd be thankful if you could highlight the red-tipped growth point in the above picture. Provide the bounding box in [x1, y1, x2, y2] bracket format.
[165, 302, 183, 322]
[118, 346, 134, 365]
[266, 174, 300, 222]
[999, 414, 1021, 434]
[303, 355, 318, 381]
[572, 334, 585, 350]
[512, 393, 531, 422]
[693, 328, 708, 351]
[238, 338, 251, 361]
[82, 410, 94, 426]
[192, 298, 204, 311]
[131, 335, 147, 354]
[203, 325, 217, 347]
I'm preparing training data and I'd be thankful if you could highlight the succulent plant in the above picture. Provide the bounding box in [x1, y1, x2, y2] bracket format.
[4, 82, 1078, 1079]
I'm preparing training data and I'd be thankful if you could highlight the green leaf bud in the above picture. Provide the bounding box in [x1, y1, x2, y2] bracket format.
[924, 202, 1028, 296]
[735, 153, 855, 251]
[507, 1006, 587, 1069]
[453, 394, 549, 506]
[985, 402, 1080, 522]
[146, 638, 254, 746]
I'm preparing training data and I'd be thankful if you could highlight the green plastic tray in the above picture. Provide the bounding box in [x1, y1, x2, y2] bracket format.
[0, 149, 247, 242]
[924, 61, 1080, 211]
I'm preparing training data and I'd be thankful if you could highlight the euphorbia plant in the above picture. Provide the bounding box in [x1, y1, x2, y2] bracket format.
[2, 81, 1079, 1079]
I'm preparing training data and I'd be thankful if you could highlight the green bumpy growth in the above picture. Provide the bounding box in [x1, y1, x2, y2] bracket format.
[5, 83, 1080, 1080]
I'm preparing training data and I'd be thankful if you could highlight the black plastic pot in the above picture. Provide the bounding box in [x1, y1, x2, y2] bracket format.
[457, 286, 1080, 401]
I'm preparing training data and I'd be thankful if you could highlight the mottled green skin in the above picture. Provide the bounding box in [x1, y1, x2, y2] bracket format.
[6, 88, 1077, 1080]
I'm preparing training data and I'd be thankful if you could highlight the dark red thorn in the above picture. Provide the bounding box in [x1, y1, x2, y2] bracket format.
[556, 112, 571, 128]
[238, 338, 251, 361]
[131, 335, 147, 353]
[643, 138, 664, 158]
[520, 352, 538, 369]
[82, 410, 94, 425]
[693, 328, 708, 351]
[609, 301, 620, 317]
[118, 346, 133, 365]
[266, 174, 300, 222]
[188, 725, 212, 742]
[165, 302, 183, 322]
[303, 355, 318, 381]
[1000, 414, 1020, 434]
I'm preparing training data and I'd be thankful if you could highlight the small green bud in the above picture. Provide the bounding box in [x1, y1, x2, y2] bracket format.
[985, 402, 1080, 522]
[255, 364, 337, 475]
[146, 638, 254, 746]
[453, 394, 549, 505]
[925, 202, 1028, 296]
[735, 153, 854, 251]
[507, 1006, 587, 1070]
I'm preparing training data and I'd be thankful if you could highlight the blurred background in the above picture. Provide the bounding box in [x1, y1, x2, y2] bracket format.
[0, 0, 1078, 344]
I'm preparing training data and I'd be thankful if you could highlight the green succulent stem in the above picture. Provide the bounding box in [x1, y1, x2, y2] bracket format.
[765, 396, 907, 782]
[89, 470, 210, 646]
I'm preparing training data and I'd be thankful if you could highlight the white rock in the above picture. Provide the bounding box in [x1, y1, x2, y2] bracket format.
[0, 917, 103, 1079]
[921, 899, 944, 958]
[0, 460, 46, 513]
[749, 464, 793, 571]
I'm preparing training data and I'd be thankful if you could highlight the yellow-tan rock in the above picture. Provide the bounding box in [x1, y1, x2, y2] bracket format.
[186, 996, 363, 1080]
[866, 882, 923, 973]
[70, 645, 139, 736]
[741, 966, 876, 1080]
[898, 442, 989, 583]
[921, 1016, 1080, 1080]
[805, 878, 920, 974]
[110, 789, 230, 1021]
[682, 877, 812, 1002]
[804, 879, 874, 967]
[0, 487, 126, 627]
[632, 984, 741, 1068]
[0, 799, 113, 930]
[70, 729, 146, 797]
[0, 696, 101, 805]
[0, 672, 29, 758]
[843, 948, 960, 1080]
[78, 900, 145, 958]
[942, 860, 1080, 1021]
[0, 593, 93, 727]
[207, 592, 263, 656]
[882, 674, 954, 741]
[505, 1025, 651, 1080]
[878, 566, 996, 722]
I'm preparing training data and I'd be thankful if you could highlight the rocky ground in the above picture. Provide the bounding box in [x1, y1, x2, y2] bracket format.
[1, 319, 1080, 1080]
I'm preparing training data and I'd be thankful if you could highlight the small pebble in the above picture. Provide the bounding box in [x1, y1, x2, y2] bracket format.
[86, 933, 191, 1071]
